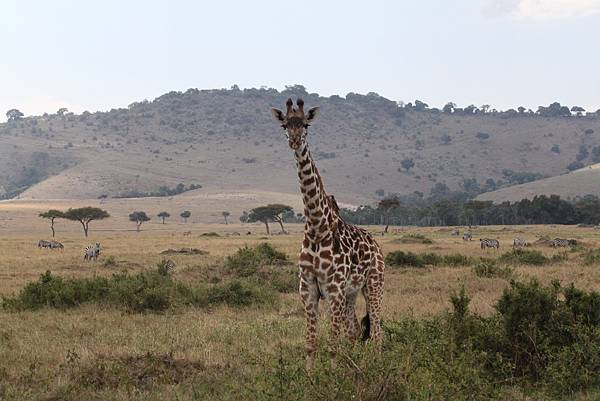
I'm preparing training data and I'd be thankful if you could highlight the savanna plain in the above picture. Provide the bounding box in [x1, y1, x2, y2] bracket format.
[1, 205, 600, 401]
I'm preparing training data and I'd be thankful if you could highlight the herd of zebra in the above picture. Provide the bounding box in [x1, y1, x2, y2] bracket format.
[38, 240, 102, 261]
[451, 229, 577, 250]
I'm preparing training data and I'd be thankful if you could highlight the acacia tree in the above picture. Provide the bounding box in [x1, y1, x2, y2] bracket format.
[63, 207, 110, 237]
[39, 210, 64, 238]
[378, 196, 401, 233]
[129, 211, 150, 232]
[248, 204, 293, 235]
[222, 211, 230, 225]
[180, 210, 191, 223]
[157, 211, 170, 224]
[6, 109, 24, 121]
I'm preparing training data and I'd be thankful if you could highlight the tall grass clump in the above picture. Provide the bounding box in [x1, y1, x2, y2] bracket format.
[385, 251, 474, 268]
[395, 233, 434, 244]
[583, 249, 600, 265]
[498, 249, 549, 266]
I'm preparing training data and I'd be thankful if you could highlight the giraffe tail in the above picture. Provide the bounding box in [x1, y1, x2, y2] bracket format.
[360, 314, 371, 341]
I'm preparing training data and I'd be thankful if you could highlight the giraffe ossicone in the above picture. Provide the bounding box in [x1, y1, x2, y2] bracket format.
[271, 98, 386, 370]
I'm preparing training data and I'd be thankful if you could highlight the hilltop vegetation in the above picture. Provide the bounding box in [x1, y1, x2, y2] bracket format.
[1, 85, 600, 203]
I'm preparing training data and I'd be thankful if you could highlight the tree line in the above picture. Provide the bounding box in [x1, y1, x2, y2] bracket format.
[340, 194, 600, 227]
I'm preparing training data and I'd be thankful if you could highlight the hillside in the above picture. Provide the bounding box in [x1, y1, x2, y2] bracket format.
[477, 163, 600, 202]
[1, 86, 600, 206]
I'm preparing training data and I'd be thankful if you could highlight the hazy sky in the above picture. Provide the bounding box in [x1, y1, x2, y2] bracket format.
[1, 0, 599, 120]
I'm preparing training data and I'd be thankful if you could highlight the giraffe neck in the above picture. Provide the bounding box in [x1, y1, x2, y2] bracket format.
[294, 143, 336, 243]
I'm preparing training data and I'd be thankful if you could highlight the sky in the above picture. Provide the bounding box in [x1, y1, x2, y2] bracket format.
[1, 0, 599, 120]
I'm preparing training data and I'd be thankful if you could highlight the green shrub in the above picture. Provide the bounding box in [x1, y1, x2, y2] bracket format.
[443, 253, 473, 267]
[473, 261, 513, 279]
[385, 251, 426, 267]
[225, 243, 289, 276]
[102, 255, 117, 268]
[395, 233, 434, 244]
[498, 249, 549, 266]
[2, 268, 277, 313]
[583, 249, 600, 265]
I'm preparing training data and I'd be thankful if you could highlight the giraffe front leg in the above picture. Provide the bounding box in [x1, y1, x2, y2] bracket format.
[299, 274, 320, 371]
[324, 282, 346, 362]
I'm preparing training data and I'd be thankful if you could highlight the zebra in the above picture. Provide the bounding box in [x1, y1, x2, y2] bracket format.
[451, 228, 460, 236]
[38, 240, 52, 248]
[84, 243, 102, 261]
[480, 238, 500, 250]
[49, 241, 64, 249]
[463, 232, 473, 241]
[550, 238, 569, 248]
[512, 238, 528, 248]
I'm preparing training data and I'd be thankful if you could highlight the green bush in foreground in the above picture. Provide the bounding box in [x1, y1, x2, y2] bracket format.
[2, 266, 276, 313]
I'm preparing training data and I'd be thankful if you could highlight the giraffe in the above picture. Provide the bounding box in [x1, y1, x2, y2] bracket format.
[271, 98, 386, 369]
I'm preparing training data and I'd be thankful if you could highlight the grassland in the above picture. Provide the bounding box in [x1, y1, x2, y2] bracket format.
[1, 207, 600, 400]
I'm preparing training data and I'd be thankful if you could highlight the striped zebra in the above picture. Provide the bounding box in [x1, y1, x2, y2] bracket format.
[49, 241, 64, 249]
[512, 238, 528, 248]
[550, 238, 569, 248]
[451, 228, 460, 236]
[84, 243, 102, 261]
[38, 240, 52, 248]
[480, 238, 500, 250]
[462, 232, 473, 241]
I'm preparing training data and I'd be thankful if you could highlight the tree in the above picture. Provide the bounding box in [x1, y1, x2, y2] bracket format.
[56, 107, 68, 116]
[239, 211, 249, 223]
[517, 106, 526, 114]
[222, 211, 230, 225]
[39, 210, 64, 238]
[248, 204, 293, 235]
[180, 210, 191, 223]
[400, 158, 415, 172]
[571, 106, 585, 116]
[378, 196, 400, 233]
[157, 211, 170, 224]
[6, 109, 24, 121]
[442, 102, 455, 114]
[129, 211, 150, 232]
[63, 207, 110, 237]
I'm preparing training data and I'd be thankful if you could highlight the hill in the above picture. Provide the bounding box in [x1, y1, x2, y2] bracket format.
[1, 86, 600, 206]
[477, 163, 600, 202]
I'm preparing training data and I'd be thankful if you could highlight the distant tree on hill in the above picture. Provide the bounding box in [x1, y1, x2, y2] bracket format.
[537, 102, 571, 117]
[6, 109, 24, 121]
[442, 102, 455, 114]
[551, 144, 560, 154]
[39, 210, 64, 238]
[158, 211, 170, 224]
[571, 106, 585, 116]
[180, 210, 191, 223]
[476, 132, 490, 141]
[413, 100, 429, 111]
[57, 108, 68, 116]
[518, 106, 526, 114]
[63, 207, 110, 237]
[239, 211, 249, 223]
[401, 158, 415, 172]
[129, 211, 150, 232]
[222, 211, 230, 225]
[567, 161, 584, 171]
[480, 104, 490, 114]
[248, 204, 293, 235]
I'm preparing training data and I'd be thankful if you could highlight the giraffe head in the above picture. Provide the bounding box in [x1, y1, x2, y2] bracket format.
[271, 98, 320, 150]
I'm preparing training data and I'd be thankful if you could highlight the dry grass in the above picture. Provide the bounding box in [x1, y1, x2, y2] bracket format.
[1, 210, 600, 399]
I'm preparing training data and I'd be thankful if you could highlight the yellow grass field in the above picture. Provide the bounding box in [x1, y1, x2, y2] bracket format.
[1, 201, 600, 400]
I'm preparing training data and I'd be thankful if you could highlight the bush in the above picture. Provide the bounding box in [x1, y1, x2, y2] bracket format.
[395, 233, 434, 244]
[2, 268, 277, 313]
[385, 251, 427, 267]
[225, 243, 289, 277]
[386, 251, 474, 268]
[443, 253, 473, 267]
[472, 261, 513, 279]
[498, 249, 549, 266]
[583, 249, 600, 265]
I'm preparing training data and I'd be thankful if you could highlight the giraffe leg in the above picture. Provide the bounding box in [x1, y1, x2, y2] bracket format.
[364, 264, 385, 347]
[325, 285, 346, 362]
[299, 274, 320, 371]
[344, 291, 360, 341]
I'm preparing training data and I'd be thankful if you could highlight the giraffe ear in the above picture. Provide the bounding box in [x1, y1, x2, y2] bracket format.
[306, 106, 320, 123]
[271, 108, 285, 122]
